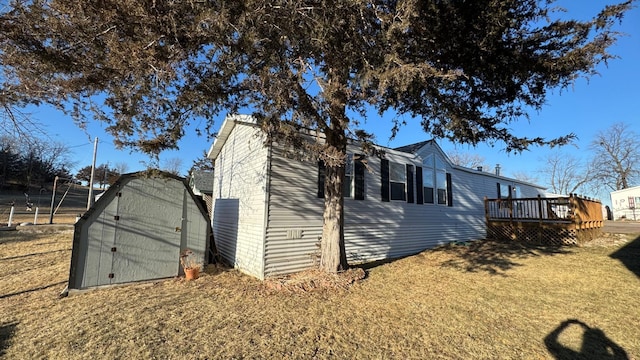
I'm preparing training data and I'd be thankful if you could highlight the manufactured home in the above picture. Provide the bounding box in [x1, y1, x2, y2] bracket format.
[208, 115, 546, 279]
[610, 185, 640, 221]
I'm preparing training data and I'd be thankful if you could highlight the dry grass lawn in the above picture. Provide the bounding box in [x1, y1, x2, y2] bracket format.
[1, 228, 639, 359]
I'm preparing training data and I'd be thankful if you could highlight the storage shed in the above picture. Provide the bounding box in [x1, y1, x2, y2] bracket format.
[68, 171, 211, 290]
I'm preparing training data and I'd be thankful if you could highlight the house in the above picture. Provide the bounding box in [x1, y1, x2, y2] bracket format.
[610, 185, 640, 221]
[207, 115, 546, 279]
[68, 171, 211, 290]
[189, 170, 214, 216]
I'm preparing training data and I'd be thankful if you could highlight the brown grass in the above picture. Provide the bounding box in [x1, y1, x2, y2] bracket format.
[1, 230, 639, 359]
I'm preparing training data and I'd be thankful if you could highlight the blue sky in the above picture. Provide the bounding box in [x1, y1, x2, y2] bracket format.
[25, 1, 640, 202]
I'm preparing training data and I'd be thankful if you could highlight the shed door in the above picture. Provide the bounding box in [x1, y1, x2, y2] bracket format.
[108, 179, 184, 284]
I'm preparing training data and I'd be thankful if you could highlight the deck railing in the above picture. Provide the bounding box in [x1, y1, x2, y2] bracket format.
[484, 194, 603, 245]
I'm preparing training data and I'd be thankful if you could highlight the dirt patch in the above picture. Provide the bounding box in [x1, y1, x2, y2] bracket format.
[263, 267, 366, 293]
[581, 233, 631, 247]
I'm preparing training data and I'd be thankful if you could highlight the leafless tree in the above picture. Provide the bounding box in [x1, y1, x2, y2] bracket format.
[113, 162, 129, 176]
[589, 122, 640, 191]
[161, 157, 184, 176]
[511, 171, 539, 185]
[447, 150, 493, 173]
[539, 152, 592, 195]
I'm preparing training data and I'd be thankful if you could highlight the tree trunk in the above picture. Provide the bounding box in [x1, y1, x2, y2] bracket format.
[320, 161, 348, 272]
[319, 120, 349, 273]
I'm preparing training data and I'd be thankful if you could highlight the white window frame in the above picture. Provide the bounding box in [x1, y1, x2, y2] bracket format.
[389, 161, 406, 201]
[343, 154, 353, 198]
[422, 157, 435, 204]
[423, 155, 448, 205]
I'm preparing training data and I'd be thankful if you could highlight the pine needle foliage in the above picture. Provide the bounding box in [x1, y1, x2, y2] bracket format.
[0, 0, 634, 272]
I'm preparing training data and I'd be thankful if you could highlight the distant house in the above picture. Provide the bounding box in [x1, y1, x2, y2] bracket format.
[189, 170, 214, 216]
[207, 115, 547, 279]
[610, 186, 640, 221]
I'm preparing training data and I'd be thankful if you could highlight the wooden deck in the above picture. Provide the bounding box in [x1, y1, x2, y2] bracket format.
[484, 195, 604, 245]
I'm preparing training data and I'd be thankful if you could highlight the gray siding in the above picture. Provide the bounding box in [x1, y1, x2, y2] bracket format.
[209, 119, 547, 279]
[211, 122, 269, 278]
[264, 141, 546, 278]
[264, 145, 325, 277]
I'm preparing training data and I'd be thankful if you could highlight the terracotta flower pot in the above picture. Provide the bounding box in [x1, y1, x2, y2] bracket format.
[184, 267, 200, 280]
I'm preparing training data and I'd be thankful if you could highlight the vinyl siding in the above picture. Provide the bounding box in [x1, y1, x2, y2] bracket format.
[211, 122, 269, 279]
[264, 141, 546, 277]
[610, 186, 640, 220]
[264, 145, 325, 277]
[211, 119, 547, 279]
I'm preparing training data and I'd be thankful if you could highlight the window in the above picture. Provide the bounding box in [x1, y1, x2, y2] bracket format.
[381, 160, 414, 203]
[421, 155, 451, 206]
[436, 158, 447, 205]
[318, 154, 365, 200]
[498, 183, 511, 199]
[343, 154, 353, 198]
[390, 162, 406, 201]
[423, 166, 434, 204]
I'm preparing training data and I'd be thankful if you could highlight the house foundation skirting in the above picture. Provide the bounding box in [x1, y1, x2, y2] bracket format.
[487, 221, 602, 246]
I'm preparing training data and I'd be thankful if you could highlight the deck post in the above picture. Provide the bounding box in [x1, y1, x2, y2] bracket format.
[570, 193, 579, 230]
[537, 195, 543, 242]
[484, 196, 489, 223]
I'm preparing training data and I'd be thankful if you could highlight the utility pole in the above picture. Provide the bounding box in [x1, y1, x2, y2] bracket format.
[103, 161, 109, 189]
[87, 137, 98, 210]
[49, 176, 58, 224]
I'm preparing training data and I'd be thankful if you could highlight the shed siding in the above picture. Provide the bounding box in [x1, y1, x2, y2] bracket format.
[211, 123, 269, 278]
[70, 175, 209, 289]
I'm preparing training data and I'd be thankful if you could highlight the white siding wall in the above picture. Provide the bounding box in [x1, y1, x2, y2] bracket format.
[211, 123, 269, 279]
[610, 186, 640, 220]
[264, 141, 546, 278]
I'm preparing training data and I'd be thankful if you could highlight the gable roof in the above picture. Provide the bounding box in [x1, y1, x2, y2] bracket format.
[394, 140, 435, 154]
[395, 139, 546, 190]
[208, 114, 257, 160]
[208, 114, 545, 190]
[190, 170, 214, 194]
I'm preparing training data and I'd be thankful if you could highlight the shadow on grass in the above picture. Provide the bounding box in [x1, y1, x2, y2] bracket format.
[545, 319, 628, 359]
[0, 248, 71, 261]
[610, 235, 640, 278]
[0, 281, 67, 300]
[430, 239, 572, 276]
[0, 322, 17, 357]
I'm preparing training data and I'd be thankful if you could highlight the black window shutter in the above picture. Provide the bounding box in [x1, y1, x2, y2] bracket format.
[446, 173, 453, 207]
[354, 155, 365, 200]
[508, 185, 512, 199]
[406, 164, 414, 203]
[317, 161, 325, 198]
[497, 182, 501, 198]
[416, 166, 424, 204]
[381, 159, 390, 202]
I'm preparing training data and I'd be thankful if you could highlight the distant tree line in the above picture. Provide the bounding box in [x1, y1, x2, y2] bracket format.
[76, 164, 120, 189]
[451, 122, 640, 198]
[0, 135, 74, 190]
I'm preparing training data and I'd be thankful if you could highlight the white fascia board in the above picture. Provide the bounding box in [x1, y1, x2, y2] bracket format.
[207, 114, 258, 160]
